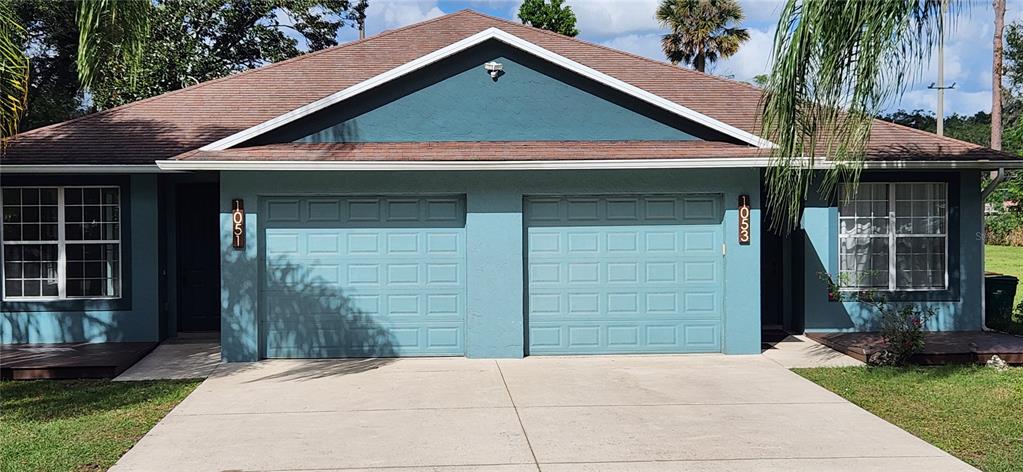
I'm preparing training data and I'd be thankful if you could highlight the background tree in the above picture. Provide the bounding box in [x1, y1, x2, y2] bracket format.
[2, 0, 149, 145]
[517, 0, 578, 37]
[10, 0, 362, 130]
[655, 0, 749, 73]
[759, 0, 952, 232]
[12, 1, 84, 131]
[880, 109, 1013, 150]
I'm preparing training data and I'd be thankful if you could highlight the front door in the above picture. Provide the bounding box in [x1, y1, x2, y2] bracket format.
[177, 183, 221, 332]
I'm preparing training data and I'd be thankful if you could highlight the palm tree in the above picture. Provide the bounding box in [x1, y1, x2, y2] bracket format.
[759, 0, 954, 232]
[656, 0, 749, 73]
[1, 0, 149, 149]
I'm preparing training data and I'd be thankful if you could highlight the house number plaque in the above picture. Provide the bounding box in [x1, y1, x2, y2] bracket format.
[232, 199, 245, 249]
[738, 195, 751, 245]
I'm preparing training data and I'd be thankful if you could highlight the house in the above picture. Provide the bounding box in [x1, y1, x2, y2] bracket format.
[2, 10, 1019, 362]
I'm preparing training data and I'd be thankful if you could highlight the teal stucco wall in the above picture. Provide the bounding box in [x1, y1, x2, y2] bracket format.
[1, 174, 162, 343]
[800, 171, 984, 331]
[245, 40, 736, 145]
[220, 169, 762, 361]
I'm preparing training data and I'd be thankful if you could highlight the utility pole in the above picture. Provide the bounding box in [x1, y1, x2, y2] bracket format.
[993, 0, 1006, 150]
[929, 0, 955, 136]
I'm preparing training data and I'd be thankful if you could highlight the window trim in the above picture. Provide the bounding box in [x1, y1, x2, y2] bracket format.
[1, 175, 132, 312]
[2, 185, 123, 301]
[838, 181, 950, 292]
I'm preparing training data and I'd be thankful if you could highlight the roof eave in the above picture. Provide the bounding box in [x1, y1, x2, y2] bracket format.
[0, 164, 172, 174]
[155, 158, 1023, 171]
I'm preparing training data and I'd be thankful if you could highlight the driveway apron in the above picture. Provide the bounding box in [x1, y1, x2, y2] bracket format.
[111, 355, 976, 471]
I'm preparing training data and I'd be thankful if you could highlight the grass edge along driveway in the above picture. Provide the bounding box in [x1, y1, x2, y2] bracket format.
[795, 366, 1023, 472]
[1, 379, 200, 472]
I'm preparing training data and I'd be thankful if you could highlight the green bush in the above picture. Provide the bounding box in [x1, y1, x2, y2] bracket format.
[867, 302, 937, 366]
[986, 211, 1023, 246]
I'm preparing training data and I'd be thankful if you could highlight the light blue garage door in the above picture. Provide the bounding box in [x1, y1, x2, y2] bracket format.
[261, 196, 467, 358]
[525, 195, 725, 354]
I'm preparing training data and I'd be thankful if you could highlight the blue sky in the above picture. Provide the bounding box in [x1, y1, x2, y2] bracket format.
[327, 0, 1023, 116]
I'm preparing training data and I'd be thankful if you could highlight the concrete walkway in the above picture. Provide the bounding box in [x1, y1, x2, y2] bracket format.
[761, 334, 865, 368]
[114, 338, 221, 381]
[112, 355, 973, 472]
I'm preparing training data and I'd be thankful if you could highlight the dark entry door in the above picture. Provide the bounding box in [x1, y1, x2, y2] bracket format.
[177, 183, 221, 332]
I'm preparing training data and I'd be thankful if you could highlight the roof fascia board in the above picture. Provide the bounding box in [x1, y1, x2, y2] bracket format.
[199, 27, 773, 151]
[156, 158, 1023, 171]
[0, 165, 169, 173]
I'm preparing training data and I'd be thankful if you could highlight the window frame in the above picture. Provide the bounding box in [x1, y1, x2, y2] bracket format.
[2, 185, 123, 301]
[838, 181, 950, 293]
[1, 175, 132, 312]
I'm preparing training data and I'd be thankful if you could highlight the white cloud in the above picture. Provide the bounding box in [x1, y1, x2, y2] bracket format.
[737, 0, 784, 23]
[601, 33, 666, 62]
[712, 26, 775, 82]
[368, 0, 446, 32]
[568, 0, 661, 38]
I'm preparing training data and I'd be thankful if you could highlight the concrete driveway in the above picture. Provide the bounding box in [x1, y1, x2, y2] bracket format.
[112, 355, 974, 471]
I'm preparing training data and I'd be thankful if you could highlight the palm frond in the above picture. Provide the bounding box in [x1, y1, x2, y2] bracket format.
[0, 1, 28, 151]
[759, 0, 955, 233]
[76, 0, 150, 89]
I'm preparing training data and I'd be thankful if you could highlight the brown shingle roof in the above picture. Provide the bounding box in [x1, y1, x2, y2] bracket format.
[1, 9, 1016, 165]
[176, 141, 764, 161]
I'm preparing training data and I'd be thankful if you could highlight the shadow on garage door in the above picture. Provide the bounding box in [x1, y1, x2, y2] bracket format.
[260, 195, 467, 358]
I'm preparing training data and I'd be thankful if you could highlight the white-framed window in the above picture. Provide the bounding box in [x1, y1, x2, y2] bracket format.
[838, 182, 948, 291]
[2, 186, 121, 300]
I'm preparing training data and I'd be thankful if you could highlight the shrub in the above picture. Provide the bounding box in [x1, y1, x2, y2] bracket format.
[985, 211, 1023, 246]
[867, 302, 937, 366]
[816, 271, 937, 365]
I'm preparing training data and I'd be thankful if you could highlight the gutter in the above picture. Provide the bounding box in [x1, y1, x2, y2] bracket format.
[155, 158, 1023, 171]
[0, 164, 171, 174]
[981, 167, 1007, 200]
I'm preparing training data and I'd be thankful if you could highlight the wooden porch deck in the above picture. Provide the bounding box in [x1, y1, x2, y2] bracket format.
[0, 342, 158, 380]
[806, 331, 1023, 365]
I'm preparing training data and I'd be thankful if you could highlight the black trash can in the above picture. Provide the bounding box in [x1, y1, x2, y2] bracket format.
[985, 274, 1019, 331]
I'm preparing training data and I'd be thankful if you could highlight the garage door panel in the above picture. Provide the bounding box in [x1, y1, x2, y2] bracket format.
[265, 322, 464, 358]
[526, 196, 719, 227]
[527, 321, 722, 354]
[265, 197, 465, 228]
[528, 290, 720, 320]
[526, 195, 724, 355]
[262, 196, 466, 358]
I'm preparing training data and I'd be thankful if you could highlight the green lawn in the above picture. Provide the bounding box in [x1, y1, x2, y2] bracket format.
[796, 366, 1023, 472]
[0, 379, 200, 472]
[986, 245, 1023, 306]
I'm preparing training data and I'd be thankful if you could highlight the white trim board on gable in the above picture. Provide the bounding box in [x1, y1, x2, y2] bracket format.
[199, 27, 775, 151]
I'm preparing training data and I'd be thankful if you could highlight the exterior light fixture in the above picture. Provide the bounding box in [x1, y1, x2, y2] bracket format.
[484, 61, 503, 79]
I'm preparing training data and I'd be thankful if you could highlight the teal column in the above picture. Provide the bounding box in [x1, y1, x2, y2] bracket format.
[465, 187, 525, 358]
[220, 173, 260, 361]
[722, 171, 762, 354]
[130, 174, 161, 341]
[959, 171, 983, 330]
